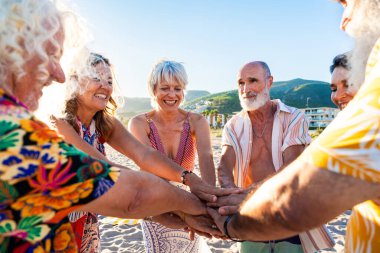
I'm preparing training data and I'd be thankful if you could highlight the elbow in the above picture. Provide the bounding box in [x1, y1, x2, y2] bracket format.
[115, 170, 144, 218]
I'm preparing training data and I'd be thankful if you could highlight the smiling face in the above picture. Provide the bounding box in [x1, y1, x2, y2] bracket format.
[153, 79, 184, 111]
[77, 62, 113, 115]
[237, 63, 271, 111]
[13, 28, 65, 111]
[330, 66, 355, 110]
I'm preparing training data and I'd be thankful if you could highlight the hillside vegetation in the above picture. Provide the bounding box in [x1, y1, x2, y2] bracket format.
[117, 78, 336, 118]
[183, 78, 336, 114]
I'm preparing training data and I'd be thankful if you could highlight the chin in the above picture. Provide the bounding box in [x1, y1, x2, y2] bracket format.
[25, 99, 39, 112]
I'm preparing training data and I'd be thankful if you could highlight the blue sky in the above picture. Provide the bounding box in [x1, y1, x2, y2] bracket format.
[74, 0, 353, 98]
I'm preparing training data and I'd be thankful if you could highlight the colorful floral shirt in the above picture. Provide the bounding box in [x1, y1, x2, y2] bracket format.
[301, 37, 380, 252]
[0, 89, 119, 253]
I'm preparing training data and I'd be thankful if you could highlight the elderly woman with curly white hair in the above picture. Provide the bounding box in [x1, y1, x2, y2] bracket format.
[0, 0, 231, 252]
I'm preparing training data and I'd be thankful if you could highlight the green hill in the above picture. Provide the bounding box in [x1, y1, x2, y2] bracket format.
[185, 90, 210, 101]
[117, 90, 210, 118]
[183, 78, 336, 115]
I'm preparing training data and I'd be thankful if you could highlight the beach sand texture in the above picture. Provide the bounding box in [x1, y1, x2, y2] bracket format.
[100, 137, 348, 253]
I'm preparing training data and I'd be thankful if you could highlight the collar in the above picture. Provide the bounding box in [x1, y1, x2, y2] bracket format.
[0, 87, 29, 109]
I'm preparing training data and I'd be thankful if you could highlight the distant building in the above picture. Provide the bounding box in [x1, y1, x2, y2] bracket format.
[205, 113, 228, 128]
[301, 107, 339, 129]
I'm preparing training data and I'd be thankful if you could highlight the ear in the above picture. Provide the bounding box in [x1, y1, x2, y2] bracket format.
[267, 76, 274, 88]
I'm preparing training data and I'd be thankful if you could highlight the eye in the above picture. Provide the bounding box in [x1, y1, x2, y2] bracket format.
[238, 82, 244, 86]
[108, 81, 113, 86]
[175, 87, 182, 91]
[330, 85, 337, 92]
[160, 87, 169, 91]
[92, 77, 101, 82]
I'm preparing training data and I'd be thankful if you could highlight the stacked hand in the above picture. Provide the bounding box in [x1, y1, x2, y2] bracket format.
[185, 173, 241, 202]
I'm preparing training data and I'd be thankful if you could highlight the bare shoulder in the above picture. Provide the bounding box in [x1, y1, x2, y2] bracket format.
[129, 113, 149, 126]
[188, 111, 207, 124]
[128, 112, 152, 132]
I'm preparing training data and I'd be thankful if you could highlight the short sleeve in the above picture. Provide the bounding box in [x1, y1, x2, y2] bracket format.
[222, 123, 233, 147]
[282, 110, 312, 152]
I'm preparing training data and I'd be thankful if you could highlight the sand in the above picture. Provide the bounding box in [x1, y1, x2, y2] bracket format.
[100, 137, 349, 253]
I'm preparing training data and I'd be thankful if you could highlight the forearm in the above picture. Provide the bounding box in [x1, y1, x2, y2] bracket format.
[82, 170, 205, 218]
[217, 164, 235, 188]
[199, 155, 216, 186]
[226, 159, 379, 241]
[137, 148, 184, 182]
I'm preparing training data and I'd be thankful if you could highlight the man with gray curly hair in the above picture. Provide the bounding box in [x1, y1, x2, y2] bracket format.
[207, 1, 380, 252]
[0, 1, 232, 252]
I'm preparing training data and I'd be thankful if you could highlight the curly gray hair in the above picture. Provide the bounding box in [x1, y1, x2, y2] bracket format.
[0, 0, 88, 90]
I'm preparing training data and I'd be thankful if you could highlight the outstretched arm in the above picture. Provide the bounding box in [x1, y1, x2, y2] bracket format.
[53, 117, 115, 165]
[209, 159, 380, 241]
[193, 114, 216, 186]
[80, 169, 207, 218]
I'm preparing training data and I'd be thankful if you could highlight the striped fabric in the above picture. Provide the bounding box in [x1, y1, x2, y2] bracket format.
[222, 99, 334, 253]
[301, 37, 380, 253]
[146, 113, 195, 170]
[143, 113, 210, 253]
[222, 99, 312, 188]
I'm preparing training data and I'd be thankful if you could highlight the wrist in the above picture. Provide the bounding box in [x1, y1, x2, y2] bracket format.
[224, 214, 244, 242]
[181, 170, 194, 185]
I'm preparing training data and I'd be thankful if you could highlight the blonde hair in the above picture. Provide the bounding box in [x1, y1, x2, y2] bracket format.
[147, 59, 188, 108]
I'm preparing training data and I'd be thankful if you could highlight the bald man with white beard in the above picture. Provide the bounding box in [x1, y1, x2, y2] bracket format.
[207, 1, 380, 252]
[214, 61, 334, 253]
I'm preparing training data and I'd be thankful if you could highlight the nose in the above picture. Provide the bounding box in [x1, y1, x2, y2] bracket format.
[100, 81, 113, 91]
[167, 88, 176, 97]
[335, 87, 347, 100]
[340, 16, 350, 31]
[52, 62, 66, 83]
[242, 83, 252, 94]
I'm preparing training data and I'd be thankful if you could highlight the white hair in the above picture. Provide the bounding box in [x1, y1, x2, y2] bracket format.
[346, 0, 380, 92]
[147, 59, 188, 108]
[239, 85, 270, 111]
[0, 0, 89, 87]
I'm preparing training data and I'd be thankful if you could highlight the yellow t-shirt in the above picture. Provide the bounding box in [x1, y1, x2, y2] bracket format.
[301, 38, 380, 252]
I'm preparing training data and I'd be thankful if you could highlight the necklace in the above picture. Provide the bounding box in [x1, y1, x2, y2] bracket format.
[252, 120, 269, 138]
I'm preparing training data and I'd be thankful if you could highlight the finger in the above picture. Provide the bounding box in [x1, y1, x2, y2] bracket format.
[189, 230, 195, 241]
[208, 187, 241, 197]
[207, 208, 225, 232]
[206, 202, 222, 207]
[191, 229, 213, 239]
[191, 223, 223, 237]
[218, 206, 239, 216]
[196, 192, 217, 203]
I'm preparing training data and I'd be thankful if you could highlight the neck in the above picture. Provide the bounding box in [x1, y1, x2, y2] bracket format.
[77, 107, 97, 128]
[154, 108, 182, 123]
[247, 100, 274, 123]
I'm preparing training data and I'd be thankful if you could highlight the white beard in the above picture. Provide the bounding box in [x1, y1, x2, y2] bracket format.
[239, 85, 270, 111]
[346, 0, 380, 93]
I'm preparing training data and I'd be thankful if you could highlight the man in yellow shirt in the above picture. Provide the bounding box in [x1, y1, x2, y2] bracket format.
[208, 0, 380, 252]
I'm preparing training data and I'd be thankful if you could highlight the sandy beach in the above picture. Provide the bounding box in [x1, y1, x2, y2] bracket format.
[100, 137, 349, 253]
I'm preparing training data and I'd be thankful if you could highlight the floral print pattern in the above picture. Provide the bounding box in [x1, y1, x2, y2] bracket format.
[301, 37, 380, 253]
[0, 89, 119, 253]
